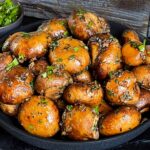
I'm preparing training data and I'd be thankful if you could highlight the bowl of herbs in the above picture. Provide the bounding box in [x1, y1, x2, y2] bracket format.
[0, 0, 23, 35]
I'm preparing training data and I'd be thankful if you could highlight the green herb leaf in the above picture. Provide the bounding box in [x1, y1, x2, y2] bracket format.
[18, 54, 25, 61]
[93, 106, 99, 115]
[64, 31, 69, 36]
[74, 47, 79, 52]
[76, 8, 87, 16]
[69, 55, 75, 60]
[107, 89, 114, 96]
[49, 41, 58, 50]
[30, 80, 34, 89]
[87, 20, 93, 29]
[28, 124, 34, 130]
[22, 33, 30, 38]
[41, 72, 47, 78]
[66, 105, 73, 111]
[6, 58, 19, 71]
[138, 39, 146, 52]
[56, 58, 63, 62]
[40, 98, 48, 105]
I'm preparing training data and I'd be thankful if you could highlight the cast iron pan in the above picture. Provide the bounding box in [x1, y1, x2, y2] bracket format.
[0, 21, 150, 150]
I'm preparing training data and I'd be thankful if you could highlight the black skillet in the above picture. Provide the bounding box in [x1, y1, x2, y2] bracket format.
[0, 21, 150, 150]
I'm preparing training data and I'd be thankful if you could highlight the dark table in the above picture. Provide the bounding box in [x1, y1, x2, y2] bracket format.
[0, 16, 150, 150]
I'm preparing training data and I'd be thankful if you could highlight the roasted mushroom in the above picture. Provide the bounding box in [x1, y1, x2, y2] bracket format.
[133, 65, 150, 90]
[122, 29, 140, 43]
[122, 40, 146, 66]
[49, 37, 90, 74]
[89, 34, 122, 80]
[68, 9, 109, 41]
[18, 96, 60, 137]
[135, 88, 150, 113]
[6, 31, 51, 62]
[72, 69, 92, 83]
[38, 18, 69, 40]
[105, 70, 140, 105]
[29, 58, 48, 76]
[0, 64, 34, 104]
[63, 81, 103, 106]
[0, 52, 13, 71]
[61, 104, 99, 140]
[99, 106, 141, 136]
[0, 102, 19, 116]
[35, 65, 73, 101]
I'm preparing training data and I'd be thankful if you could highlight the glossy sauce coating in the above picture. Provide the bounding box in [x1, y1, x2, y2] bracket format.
[18, 96, 60, 137]
[0, 66, 34, 104]
[68, 9, 110, 41]
[9, 31, 51, 62]
[35, 65, 73, 101]
[106, 70, 140, 105]
[99, 106, 141, 136]
[133, 65, 150, 90]
[49, 37, 90, 74]
[63, 81, 103, 106]
[38, 18, 69, 40]
[61, 104, 99, 140]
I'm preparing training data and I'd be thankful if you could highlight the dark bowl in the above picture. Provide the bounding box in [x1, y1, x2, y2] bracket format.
[0, 0, 24, 36]
[0, 21, 150, 150]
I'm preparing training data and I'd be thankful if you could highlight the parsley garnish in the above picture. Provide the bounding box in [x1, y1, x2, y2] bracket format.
[18, 54, 25, 61]
[56, 58, 63, 62]
[49, 41, 58, 50]
[28, 124, 34, 130]
[40, 98, 48, 105]
[69, 55, 75, 60]
[41, 72, 47, 78]
[64, 31, 69, 36]
[74, 47, 79, 52]
[130, 39, 146, 52]
[87, 21, 93, 29]
[6, 58, 19, 71]
[66, 105, 73, 111]
[93, 106, 99, 115]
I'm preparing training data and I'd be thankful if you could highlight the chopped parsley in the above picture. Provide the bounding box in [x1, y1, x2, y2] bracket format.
[76, 8, 87, 16]
[138, 39, 146, 52]
[93, 106, 99, 115]
[130, 39, 146, 52]
[87, 20, 93, 29]
[74, 47, 79, 52]
[106, 89, 114, 96]
[28, 124, 34, 130]
[64, 31, 69, 36]
[41, 72, 47, 78]
[22, 32, 30, 38]
[49, 41, 58, 50]
[69, 55, 76, 60]
[6, 58, 19, 71]
[66, 105, 73, 111]
[30, 80, 34, 89]
[56, 58, 63, 62]
[18, 54, 25, 61]
[40, 98, 48, 105]
[41, 66, 55, 78]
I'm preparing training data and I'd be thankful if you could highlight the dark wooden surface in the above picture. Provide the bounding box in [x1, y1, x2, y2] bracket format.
[0, 16, 150, 150]
[18, 0, 150, 36]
